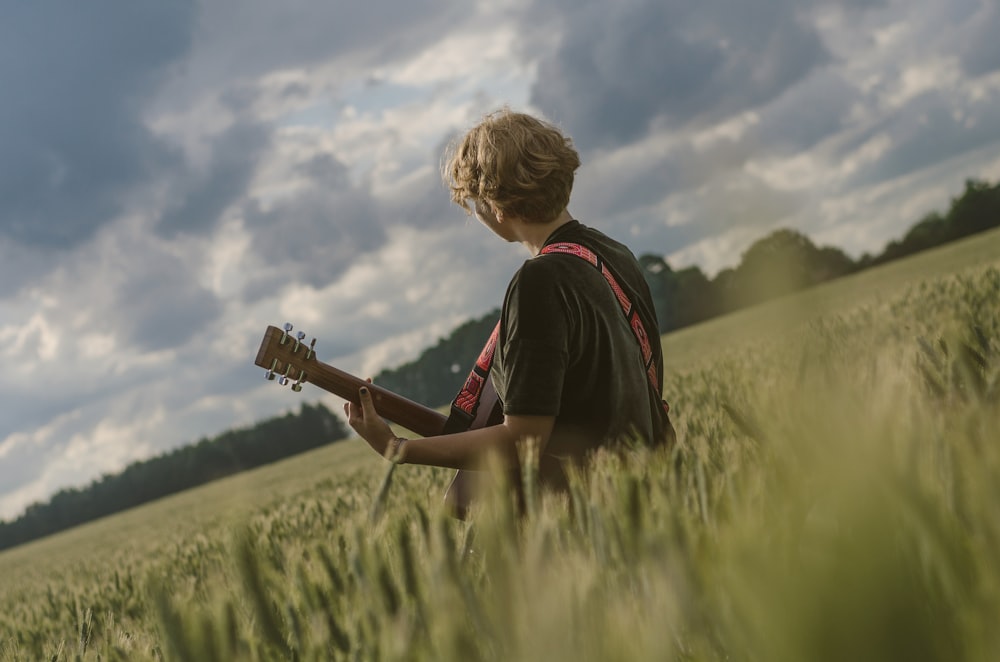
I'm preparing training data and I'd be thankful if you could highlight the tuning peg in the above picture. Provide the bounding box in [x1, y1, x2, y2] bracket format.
[305, 338, 317, 360]
[265, 358, 279, 380]
[280, 322, 293, 344]
[291, 371, 308, 393]
[278, 363, 294, 386]
[293, 330, 306, 352]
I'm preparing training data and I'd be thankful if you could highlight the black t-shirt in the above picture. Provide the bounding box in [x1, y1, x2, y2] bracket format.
[492, 220, 665, 458]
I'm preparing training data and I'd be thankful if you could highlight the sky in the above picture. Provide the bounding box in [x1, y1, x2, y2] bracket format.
[2, 0, 1000, 521]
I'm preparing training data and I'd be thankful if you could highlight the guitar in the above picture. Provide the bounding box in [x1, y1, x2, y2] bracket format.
[256, 322, 558, 516]
[254, 323, 500, 437]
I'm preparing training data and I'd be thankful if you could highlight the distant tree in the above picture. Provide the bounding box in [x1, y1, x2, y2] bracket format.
[907, 212, 950, 247]
[729, 229, 815, 306]
[945, 178, 1000, 238]
[812, 245, 857, 282]
[871, 178, 1000, 265]
[672, 266, 720, 327]
[639, 255, 724, 332]
[712, 267, 740, 313]
[876, 212, 949, 264]
[726, 229, 856, 307]
[639, 254, 675, 332]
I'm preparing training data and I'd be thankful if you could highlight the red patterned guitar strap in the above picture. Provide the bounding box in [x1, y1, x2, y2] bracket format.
[540, 242, 671, 419]
[444, 241, 670, 435]
[443, 319, 502, 434]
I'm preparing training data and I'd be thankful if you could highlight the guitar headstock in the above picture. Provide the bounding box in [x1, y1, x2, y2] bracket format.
[255, 323, 317, 392]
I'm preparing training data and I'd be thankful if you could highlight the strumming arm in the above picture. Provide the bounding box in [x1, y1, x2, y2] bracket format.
[345, 385, 554, 470]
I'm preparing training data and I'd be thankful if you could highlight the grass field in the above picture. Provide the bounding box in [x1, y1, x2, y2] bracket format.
[2, 228, 999, 660]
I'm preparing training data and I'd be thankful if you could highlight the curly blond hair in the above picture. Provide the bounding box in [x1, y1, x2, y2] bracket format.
[443, 108, 581, 224]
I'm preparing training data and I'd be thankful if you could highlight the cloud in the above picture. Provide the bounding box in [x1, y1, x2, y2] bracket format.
[0, 2, 195, 249]
[752, 69, 858, 154]
[190, 0, 459, 82]
[0, 224, 226, 450]
[527, 0, 834, 151]
[255, 219, 518, 363]
[0, 242, 56, 297]
[52, 226, 225, 352]
[157, 121, 273, 237]
[958, 2, 1000, 77]
[843, 85, 1000, 188]
[240, 152, 383, 298]
[667, 224, 765, 277]
[0, 408, 159, 521]
[119, 260, 224, 353]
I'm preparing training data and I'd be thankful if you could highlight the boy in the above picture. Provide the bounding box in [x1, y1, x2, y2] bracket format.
[346, 109, 673, 509]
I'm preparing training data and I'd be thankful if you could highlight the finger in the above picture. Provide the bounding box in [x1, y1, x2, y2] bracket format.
[359, 386, 377, 417]
[345, 400, 362, 425]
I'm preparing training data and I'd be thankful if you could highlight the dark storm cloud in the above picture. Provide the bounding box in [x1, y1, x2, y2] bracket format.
[0, 441, 51, 503]
[0, 0, 462, 252]
[377, 172, 458, 233]
[580, 154, 689, 220]
[574, 71, 855, 222]
[294, 153, 350, 183]
[164, 0, 463, 106]
[753, 70, 856, 154]
[527, 0, 833, 151]
[115, 250, 224, 352]
[0, 2, 195, 248]
[378, 132, 462, 231]
[242, 153, 383, 299]
[156, 121, 272, 237]
[958, 3, 1000, 77]
[201, 0, 456, 74]
[844, 89, 1000, 189]
[0, 392, 83, 452]
[0, 243, 50, 297]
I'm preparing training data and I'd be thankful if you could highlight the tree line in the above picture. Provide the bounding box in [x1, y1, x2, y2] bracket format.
[376, 177, 1000, 402]
[0, 402, 347, 551]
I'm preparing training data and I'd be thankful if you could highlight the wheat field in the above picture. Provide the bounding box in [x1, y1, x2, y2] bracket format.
[2, 229, 999, 661]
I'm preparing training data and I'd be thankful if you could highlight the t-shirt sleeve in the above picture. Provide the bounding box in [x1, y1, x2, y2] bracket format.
[499, 260, 572, 416]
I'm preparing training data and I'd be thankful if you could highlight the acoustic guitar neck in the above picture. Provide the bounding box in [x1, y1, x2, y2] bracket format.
[254, 324, 448, 438]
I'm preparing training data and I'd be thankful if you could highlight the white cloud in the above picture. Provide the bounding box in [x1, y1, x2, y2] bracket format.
[385, 24, 523, 87]
[0, 412, 157, 521]
[668, 225, 763, 277]
[0, 312, 60, 364]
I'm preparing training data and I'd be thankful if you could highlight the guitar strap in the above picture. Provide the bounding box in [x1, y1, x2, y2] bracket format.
[442, 319, 502, 434]
[443, 241, 670, 435]
[541, 242, 670, 417]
